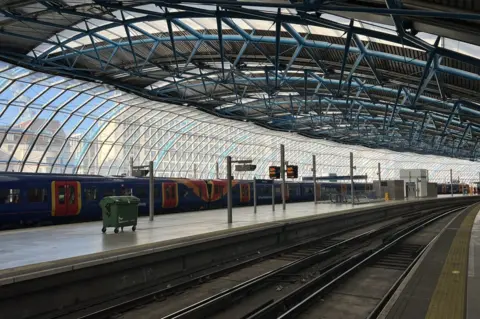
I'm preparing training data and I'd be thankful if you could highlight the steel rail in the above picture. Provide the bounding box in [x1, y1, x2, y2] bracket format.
[66, 211, 408, 319]
[160, 207, 455, 319]
[266, 206, 466, 319]
[62, 206, 460, 319]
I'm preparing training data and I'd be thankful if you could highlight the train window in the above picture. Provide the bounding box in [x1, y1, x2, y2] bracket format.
[241, 185, 248, 196]
[164, 185, 177, 199]
[0, 189, 7, 203]
[122, 187, 130, 196]
[0, 189, 20, 204]
[84, 187, 97, 201]
[207, 183, 213, 197]
[28, 188, 47, 203]
[135, 187, 148, 198]
[69, 186, 75, 204]
[165, 186, 171, 199]
[58, 186, 65, 204]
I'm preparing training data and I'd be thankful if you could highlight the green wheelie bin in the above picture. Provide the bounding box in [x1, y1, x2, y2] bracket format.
[99, 196, 140, 233]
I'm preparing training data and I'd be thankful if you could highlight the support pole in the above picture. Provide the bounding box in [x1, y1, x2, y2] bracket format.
[450, 169, 453, 197]
[227, 156, 233, 223]
[272, 182, 275, 211]
[280, 144, 286, 210]
[130, 157, 134, 177]
[253, 177, 257, 213]
[350, 152, 354, 207]
[149, 161, 154, 221]
[409, 171, 412, 199]
[193, 163, 197, 179]
[215, 161, 219, 179]
[377, 162, 381, 184]
[312, 155, 317, 204]
[415, 177, 420, 198]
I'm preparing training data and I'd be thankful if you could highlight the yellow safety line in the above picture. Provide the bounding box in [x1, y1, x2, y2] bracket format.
[425, 204, 480, 319]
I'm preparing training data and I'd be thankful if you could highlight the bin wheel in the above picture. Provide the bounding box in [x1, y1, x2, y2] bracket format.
[101, 227, 106, 233]
[114, 228, 119, 234]
[132, 225, 136, 232]
[121, 227, 124, 232]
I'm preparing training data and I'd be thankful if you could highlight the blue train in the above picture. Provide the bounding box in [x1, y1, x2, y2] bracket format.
[437, 183, 472, 195]
[0, 172, 373, 228]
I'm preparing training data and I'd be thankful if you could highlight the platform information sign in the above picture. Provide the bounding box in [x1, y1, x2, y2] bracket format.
[235, 164, 257, 171]
[269, 166, 280, 179]
[286, 165, 298, 178]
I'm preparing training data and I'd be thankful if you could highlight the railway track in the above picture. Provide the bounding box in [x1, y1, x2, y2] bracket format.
[56, 206, 464, 319]
[154, 207, 463, 319]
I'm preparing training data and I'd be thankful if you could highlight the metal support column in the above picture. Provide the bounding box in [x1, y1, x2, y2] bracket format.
[408, 171, 412, 200]
[272, 182, 275, 211]
[253, 177, 257, 213]
[450, 169, 453, 197]
[377, 163, 381, 184]
[312, 155, 317, 204]
[130, 157, 134, 177]
[149, 160, 154, 221]
[350, 152, 354, 207]
[193, 163, 197, 179]
[227, 156, 233, 223]
[280, 144, 286, 210]
[216, 161, 219, 179]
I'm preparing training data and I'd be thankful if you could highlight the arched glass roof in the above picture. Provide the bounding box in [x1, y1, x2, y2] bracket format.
[1, 1, 480, 180]
[0, 60, 479, 183]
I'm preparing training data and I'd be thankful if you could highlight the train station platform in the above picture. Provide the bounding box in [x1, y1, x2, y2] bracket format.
[0, 195, 478, 319]
[0, 201, 385, 272]
[0, 195, 471, 282]
[379, 202, 480, 319]
[0, 195, 466, 278]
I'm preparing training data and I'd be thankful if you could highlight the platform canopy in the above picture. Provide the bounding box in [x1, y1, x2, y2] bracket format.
[1, 0, 480, 181]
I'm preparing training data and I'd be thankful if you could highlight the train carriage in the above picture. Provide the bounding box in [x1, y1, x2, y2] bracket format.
[0, 172, 375, 228]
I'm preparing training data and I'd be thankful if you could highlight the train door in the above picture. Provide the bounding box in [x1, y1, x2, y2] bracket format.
[162, 182, 178, 209]
[240, 184, 250, 203]
[51, 181, 81, 216]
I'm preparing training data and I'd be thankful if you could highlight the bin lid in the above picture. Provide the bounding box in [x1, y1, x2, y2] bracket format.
[99, 196, 140, 204]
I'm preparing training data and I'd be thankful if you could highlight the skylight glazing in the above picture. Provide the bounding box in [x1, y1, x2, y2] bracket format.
[0, 61, 478, 183]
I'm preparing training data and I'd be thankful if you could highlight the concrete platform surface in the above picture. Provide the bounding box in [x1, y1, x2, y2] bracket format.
[468, 207, 480, 319]
[0, 194, 471, 277]
[0, 201, 387, 272]
[381, 203, 480, 319]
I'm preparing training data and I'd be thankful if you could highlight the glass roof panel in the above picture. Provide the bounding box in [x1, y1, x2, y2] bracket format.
[0, 61, 479, 180]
